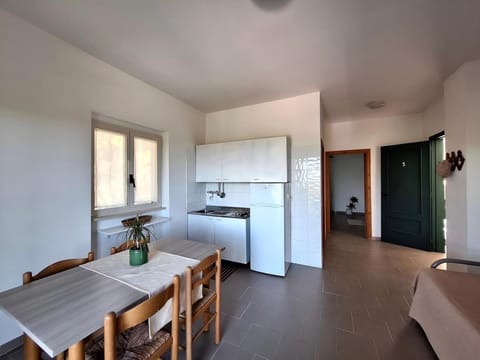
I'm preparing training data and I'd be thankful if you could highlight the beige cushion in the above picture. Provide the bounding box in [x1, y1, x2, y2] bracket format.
[85, 322, 170, 360]
[409, 268, 480, 360]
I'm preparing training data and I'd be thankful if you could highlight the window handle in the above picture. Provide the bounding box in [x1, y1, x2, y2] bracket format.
[129, 174, 136, 188]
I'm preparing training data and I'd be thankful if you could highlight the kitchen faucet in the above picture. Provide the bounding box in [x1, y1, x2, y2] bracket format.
[207, 182, 226, 199]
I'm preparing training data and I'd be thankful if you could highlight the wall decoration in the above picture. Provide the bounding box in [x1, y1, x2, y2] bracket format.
[445, 150, 466, 172]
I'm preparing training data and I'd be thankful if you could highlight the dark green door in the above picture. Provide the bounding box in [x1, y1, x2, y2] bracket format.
[381, 141, 430, 250]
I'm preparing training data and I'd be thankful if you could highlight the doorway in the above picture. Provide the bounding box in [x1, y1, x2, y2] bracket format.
[325, 149, 372, 239]
[429, 131, 446, 253]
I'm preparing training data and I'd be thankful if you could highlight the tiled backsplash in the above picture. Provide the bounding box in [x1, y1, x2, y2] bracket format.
[205, 183, 250, 208]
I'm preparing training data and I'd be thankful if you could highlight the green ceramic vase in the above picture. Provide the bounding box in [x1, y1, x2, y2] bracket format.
[129, 245, 148, 266]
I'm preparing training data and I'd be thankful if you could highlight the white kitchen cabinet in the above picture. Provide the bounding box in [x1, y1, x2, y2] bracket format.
[213, 217, 250, 263]
[195, 143, 222, 182]
[212, 218, 236, 262]
[187, 214, 250, 263]
[195, 136, 287, 183]
[250, 137, 288, 182]
[187, 214, 214, 244]
[221, 140, 253, 182]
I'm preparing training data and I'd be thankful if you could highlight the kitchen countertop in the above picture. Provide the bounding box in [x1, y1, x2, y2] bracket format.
[188, 206, 250, 219]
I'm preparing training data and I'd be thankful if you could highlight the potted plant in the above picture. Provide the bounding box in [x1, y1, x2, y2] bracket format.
[346, 196, 359, 216]
[123, 215, 154, 266]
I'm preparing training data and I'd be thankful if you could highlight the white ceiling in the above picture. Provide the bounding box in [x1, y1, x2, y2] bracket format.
[1, 0, 480, 122]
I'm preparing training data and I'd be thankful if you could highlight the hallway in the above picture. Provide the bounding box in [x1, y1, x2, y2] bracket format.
[330, 212, 365, 237]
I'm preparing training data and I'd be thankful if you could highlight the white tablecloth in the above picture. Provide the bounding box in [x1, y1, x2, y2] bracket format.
[81, 249, 200, 337]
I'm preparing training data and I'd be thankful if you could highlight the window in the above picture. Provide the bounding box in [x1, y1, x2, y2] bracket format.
[92, 117, 162, 216]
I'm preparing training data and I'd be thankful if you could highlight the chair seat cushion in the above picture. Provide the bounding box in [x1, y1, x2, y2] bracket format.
[85, 322, 171, 360]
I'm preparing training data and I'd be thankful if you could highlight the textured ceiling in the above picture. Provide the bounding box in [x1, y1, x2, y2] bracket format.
[1, 0, 480, 122]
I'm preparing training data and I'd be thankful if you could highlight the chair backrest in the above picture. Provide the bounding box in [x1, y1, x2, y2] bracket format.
[23, 251, 95, 284]
[183, 249, 222, 360]
[103, 275, 180, 360]
[110, 240, 136, 255]
[186, 249, 221, 305]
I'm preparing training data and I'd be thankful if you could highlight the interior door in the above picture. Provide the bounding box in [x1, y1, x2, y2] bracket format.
[430, 135, 446, 252]
[381, 141, 430, 250]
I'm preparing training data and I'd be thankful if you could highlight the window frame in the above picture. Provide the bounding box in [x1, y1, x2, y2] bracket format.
[92, 116, 163, 218]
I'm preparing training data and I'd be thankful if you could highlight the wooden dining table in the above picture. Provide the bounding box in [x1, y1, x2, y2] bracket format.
[0, 239, 219, 360]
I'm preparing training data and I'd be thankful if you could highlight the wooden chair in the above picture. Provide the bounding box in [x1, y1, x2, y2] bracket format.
[180, 249, 222, 360]
[85, 275, 180, 360]
[110, 240, 136, 255]
[22, 251, 95, 360]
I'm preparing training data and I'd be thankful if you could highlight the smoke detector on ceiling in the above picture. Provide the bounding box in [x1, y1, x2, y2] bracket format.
[252, 0, 291, 11]
[365, 100, 385, 110]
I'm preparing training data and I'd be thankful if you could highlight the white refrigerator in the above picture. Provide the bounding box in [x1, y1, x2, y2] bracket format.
[250, 183, 291, 276]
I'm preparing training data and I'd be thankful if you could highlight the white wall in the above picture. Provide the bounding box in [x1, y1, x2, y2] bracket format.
[324, 113, 425, 237]
[0, 9, 205, 345]
[444, 60, 480, 262]
[205, 183, 250, 208]
[206, 92, 322, 268]
[423, 97, 445, 138]
[330, 154, 365, 212]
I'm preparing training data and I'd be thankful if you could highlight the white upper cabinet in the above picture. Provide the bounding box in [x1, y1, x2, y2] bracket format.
[195, 143, 222, 182]
[250, 137, 287, 182]
[195, 136, 287, 183]
[221, 140, 253, 182]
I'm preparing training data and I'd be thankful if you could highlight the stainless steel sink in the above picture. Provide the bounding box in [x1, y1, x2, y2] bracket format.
[190, 209, 249, 218]
[210, 210, 229, 215]
[192, 209, 215, 214]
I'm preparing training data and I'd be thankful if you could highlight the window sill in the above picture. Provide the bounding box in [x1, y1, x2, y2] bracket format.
[92, 205, 166, 222]
[97, 216, 170, 236]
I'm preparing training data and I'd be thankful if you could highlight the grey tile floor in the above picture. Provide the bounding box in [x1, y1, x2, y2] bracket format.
[331, 212, 365, 237]
[2, 231, 441, 359]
